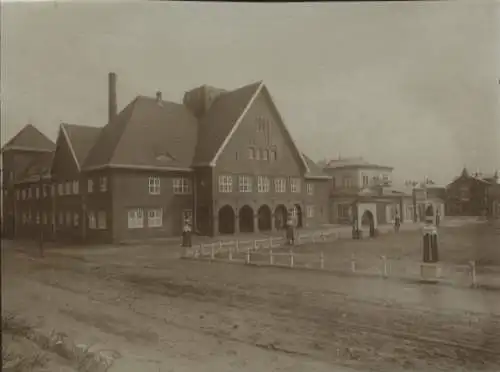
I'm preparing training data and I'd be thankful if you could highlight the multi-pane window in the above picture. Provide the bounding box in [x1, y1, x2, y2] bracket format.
[35, 187, 40, 199]
[307, 183, 314, 195]
[239, 176, 252, 192]
[290, 178, 301, 193]
[58, 183, 64, 196]
[306, 206, 314, 218]
[98, 211, 106, 229]
[128, 208, 144, 229]
[248, 147, 255, 160]
[99, 177, 107, 192]
[148, 209, 163, 227]
[65, 182, 71, 195]
[88, 212, 97, 229]
[362, 174, 370, 187]
[257, 176, 270, 193]
[87, 179, 94, 193]
[173, 178, 191, 194]
[218, 175, 233, 193]
[74, 213, 79, 227]
[72, 181, 79, 194]
[274, 178, 286, 193]
[66, 211, 72, 226]
[149, 177, 161, 195]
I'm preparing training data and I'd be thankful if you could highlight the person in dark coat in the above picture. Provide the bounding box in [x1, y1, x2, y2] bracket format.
[182, 218, 192, 247]
[394, 211, 401, 233]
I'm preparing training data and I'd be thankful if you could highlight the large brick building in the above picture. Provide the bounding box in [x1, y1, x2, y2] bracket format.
[2, 73, 331, 243]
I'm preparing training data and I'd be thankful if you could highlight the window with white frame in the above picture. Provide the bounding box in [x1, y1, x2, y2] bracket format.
[148, 208, 163, 227]
[239, 176, 252, 192]
[35, 187, 40, 199]
[173, 177, 191, 194]
[65, 182, 71, 195]
[306, 205, 314, 218]
[257, 176, 270, 193]
[274, 178, 286, 193]
[58, 183, 64, 196]
[307, 183, 314, 195]
[72, 181, 79, 194]
[149, 176, 161, 195]
[362, 174, 370, 187]
[74, 212, 79, 227]
[88, 211, 97, 229]
[99, 177, 107, 192]
[42, 212, 47, 225]
[290, 178, 301, 193]
[66, 211, 71, 226]
[87, 179, 94, 193]
[128, 208, 144, 229]
[98, 211, 106, 229]
[218, 175, 233, 193]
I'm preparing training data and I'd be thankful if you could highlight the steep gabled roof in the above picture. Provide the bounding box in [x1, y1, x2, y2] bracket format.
[83, 96, 198, 171]
[302, 154, 331, 179]
[1, 124, 55, 153]
[61, 123, 102, 170]
[16, 151, 54, 183]
[193, 82, 262, 166]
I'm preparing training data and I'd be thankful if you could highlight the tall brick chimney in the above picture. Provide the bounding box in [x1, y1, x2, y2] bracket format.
[108, 72, 117, 124]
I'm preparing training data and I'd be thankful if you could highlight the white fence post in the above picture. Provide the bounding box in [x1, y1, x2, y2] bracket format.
[351, 253, 356, 273]
[246, 247, 251, 264]
[381, 255, 388, 278]
[290, 250, 294, 268]
[270, 249, 274, 265]
[470, 260, 477, 288]
[320, 251, 324, 270]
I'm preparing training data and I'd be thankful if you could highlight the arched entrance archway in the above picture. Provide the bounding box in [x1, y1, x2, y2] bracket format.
[218, 205, 235, 234]
[274, 204, 287, 230]
[293, 204, 303, 228]
[258, 205, 272, 231]
[239, 205, 254, 233]
[361, 210, 375, 237]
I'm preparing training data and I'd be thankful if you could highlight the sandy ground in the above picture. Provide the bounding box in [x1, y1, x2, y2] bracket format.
[2, 220, 500, 372]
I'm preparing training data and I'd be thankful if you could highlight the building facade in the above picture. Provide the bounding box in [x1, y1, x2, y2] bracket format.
[2, 73, 331, 244]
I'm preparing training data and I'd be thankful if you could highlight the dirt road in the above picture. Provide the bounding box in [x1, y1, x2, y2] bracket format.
[2, 235, 500, 372]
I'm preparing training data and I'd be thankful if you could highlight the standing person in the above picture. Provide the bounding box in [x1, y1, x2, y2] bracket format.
[394, 211, 401, 233]
[182, 218, 192, 247]
[286, 215, 295, 245]
[435, 209, 440, 227]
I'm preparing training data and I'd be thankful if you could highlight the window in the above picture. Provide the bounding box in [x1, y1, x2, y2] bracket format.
[338, 204, 351, 218]
[35, 187, 40, 199]
[74, 213, 79, 227]
[148, 209, 163, 227]
[36, 212, 40, 225]
[65, 182, 71, 195]
[218, 175, 233, 193]
[173, 178, 191, 194]
[263, 149, 269, 161]
[362, 174, 369, 187]
[239, 176, 252, 192]
[128, 208, 144, 229]
[342, 177, 353, 188]
[306, 206, 314, 218]
[307, 183, 314, 195]
[274, 178, 286, 193]
[16, 190, 20, 200]
[58, 183, 64, 196]
[59, 212, 64, 225]
[258, 176, 270, 193]
[248, 147, 255, 160]
[99, 177, 107, 192]
[290, 178, 301, 193]
[72, 181, 79, 194]
[271, 150, 277, 161]
[87, 179, 94, 193]
[88, 212, 97, 229]
[149, 176, 161, 195]
[66, 212, 71, 226]
[98, 211, 106, 229]
[42, 212, 47, 225]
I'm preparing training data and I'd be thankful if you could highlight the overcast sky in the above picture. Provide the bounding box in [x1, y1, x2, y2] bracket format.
[1, 1, 499, 184]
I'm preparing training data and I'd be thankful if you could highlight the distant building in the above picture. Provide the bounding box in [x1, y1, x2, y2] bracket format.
[446, 168, 498, 217]
[1, 73, 332, 244]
